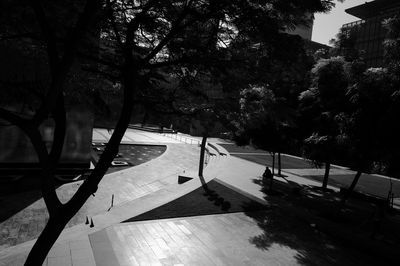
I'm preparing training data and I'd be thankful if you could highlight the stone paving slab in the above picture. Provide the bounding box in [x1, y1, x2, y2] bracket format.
[90, 211, 378, 266]
[0, 133, 224, 265]
[0, 142, 199, 251]
[1, 134, 391, 266]
[0, 157, 223, 265]
[216, 156, 338, 204]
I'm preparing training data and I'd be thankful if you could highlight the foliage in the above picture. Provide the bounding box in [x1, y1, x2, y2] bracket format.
[330, 26, 361, 61]
[383, 15, 400, 70]
[0, 1, 338, 264]
[299, 57, 350, 160]
[344, 67, 395, 171]
[236, 85, 295, 153]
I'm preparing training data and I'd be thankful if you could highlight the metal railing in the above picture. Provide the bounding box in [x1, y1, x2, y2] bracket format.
[162, 132, 201, 145]
[342, 19, 365, 29]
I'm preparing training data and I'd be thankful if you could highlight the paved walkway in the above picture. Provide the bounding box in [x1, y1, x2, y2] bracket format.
[89, 213, 345, 266]
[0, 129, 229, 265]
[92, 128, 183, 144]
[0, 129, 202, 264]
[219, 143, 400, 199]
[89, 210, 380, 266]
[1, 131, 398, 265]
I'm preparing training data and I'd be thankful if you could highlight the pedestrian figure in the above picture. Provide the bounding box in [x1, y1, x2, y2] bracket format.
[262, 167, 273, 184]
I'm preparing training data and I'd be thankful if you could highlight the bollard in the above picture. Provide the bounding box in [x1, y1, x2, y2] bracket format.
[90, 218, 94, 228]
[85, 216, 89, 225]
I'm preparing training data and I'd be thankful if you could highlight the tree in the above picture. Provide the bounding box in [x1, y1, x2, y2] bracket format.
[329, 26, 361, 61]
[232, 32, 316, 177]
[336, 15, 400, 203]
[381, 15, 400, 177]
[340, 67, 394, 203]
[0, 1, 337, 264]
[299, 57, 350, 190]
[236, 85, 296, 178]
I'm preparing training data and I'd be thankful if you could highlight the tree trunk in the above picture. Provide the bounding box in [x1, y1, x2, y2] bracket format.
[24, 214, 70, 266]
[342, 170, 362, 205]
[271, 152, 275, 175]
[24, 65, 136, 266]
[322, 162, 330, 189]
[198, 135, 207, 177]
[277, 152, 281, 176]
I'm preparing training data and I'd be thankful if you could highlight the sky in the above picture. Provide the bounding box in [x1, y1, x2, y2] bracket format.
[312, 0, 368, 45]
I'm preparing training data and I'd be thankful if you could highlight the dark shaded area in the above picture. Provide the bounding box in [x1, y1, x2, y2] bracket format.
[0, 173, 84, 223]
[302, 174, 400, 198]
[92, 144, 166, 174]
[124, 179, 267, 222]
[245, 175, 399, 266]
[244, 207, 382, 266]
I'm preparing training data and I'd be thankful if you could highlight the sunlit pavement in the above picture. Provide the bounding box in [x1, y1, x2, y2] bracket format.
[0, 129, 398, 265]
[0, 129, 202, 264]
[219, 143, 400, 200]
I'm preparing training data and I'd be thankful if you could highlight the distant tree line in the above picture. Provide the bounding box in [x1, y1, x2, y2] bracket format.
[234, 15, 400, 200]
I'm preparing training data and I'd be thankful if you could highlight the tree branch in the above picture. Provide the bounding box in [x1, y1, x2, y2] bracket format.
[142, 7, 192, 62]
[123, 0, 159, 54]
[28, 128, 62, 215]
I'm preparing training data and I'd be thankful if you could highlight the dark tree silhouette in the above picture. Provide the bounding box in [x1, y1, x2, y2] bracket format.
[299, 57, 350, 190]
[0, 1, 337, 264]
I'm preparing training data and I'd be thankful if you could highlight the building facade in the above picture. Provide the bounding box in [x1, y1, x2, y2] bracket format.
[342, 0, 400, 66]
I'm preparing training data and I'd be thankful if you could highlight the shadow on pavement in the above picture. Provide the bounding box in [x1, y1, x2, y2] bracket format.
[243, 176, 398, 266]
[124, 179, 267, 223]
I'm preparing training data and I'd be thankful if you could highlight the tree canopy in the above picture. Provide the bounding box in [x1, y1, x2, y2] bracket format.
[0, 1, 339, 264]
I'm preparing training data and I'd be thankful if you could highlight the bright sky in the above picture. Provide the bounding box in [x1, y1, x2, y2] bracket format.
[312, 0, 368, 45]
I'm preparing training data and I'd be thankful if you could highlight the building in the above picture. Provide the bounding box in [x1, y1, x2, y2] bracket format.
[342, 0, 400, 66]
[0, 2, 96, 173]
[286, 14, 314, 40]
[286, 15, 331, 54]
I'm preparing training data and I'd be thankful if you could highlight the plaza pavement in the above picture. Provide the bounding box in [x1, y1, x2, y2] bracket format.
[0, 128, 398, 265]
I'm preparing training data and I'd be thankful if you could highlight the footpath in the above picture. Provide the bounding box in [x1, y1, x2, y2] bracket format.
[0, 129, 399, 265]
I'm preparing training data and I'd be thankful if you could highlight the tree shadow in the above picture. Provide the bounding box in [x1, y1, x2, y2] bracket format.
[201, 185, 232, 211]
[242, 178, 387, 266]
